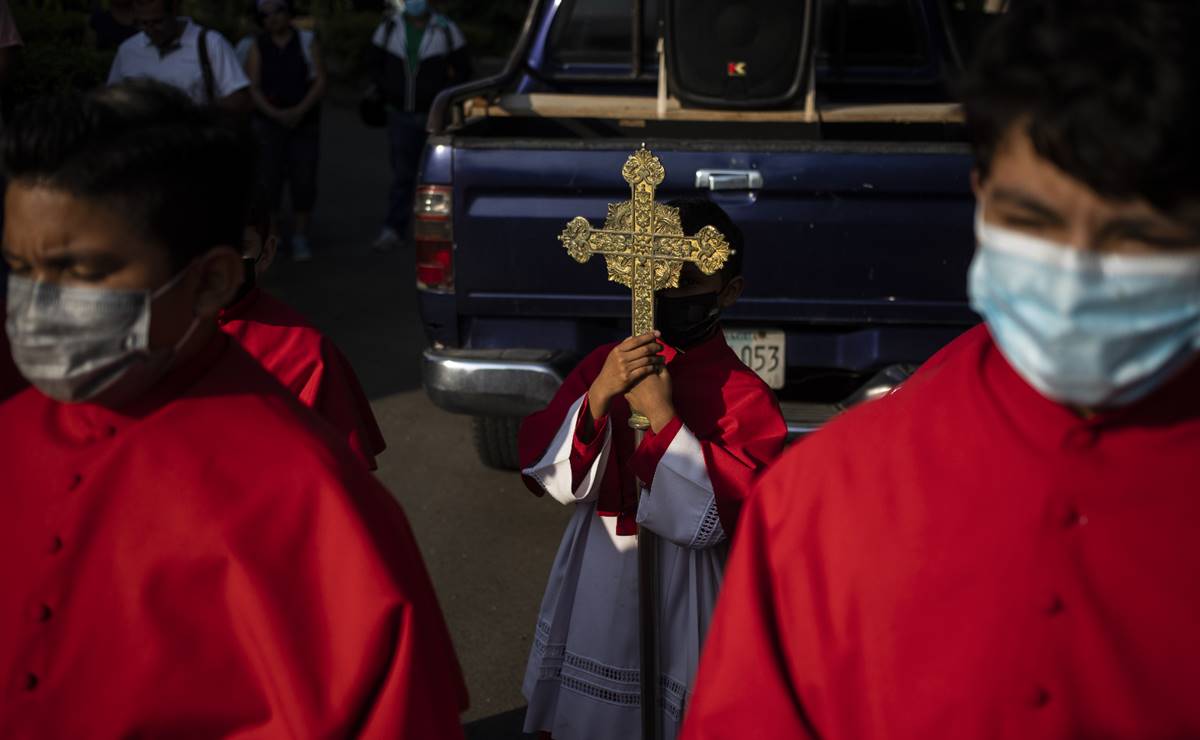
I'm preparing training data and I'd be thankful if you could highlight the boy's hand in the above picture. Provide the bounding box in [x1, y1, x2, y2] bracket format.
[587, 332, 664, 422]
[625, 366, 675, 434]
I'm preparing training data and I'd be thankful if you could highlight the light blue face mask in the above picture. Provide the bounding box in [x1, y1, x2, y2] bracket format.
[969, 210, 1200, 408]
[404, 0, 428, 16]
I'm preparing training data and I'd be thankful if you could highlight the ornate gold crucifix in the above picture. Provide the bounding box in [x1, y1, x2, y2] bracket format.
[559, 146, 732, 430]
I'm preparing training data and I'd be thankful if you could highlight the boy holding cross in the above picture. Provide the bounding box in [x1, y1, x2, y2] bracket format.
[518, 198, 787, 740]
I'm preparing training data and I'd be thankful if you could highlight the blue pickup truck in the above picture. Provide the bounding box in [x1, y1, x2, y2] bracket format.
[415, 0, 1002, 468]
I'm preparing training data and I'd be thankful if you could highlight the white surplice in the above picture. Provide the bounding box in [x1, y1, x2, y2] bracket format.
[522, 394, 728, 740]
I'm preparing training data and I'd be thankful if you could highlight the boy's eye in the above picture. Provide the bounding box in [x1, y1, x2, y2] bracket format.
[63, 256, 123, 283]
[997, 210, 1052, 229]
[68, 267, 107, 281]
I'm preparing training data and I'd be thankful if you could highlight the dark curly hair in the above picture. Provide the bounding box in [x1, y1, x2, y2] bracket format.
[958, 0, 1200, 223]
[3, 80, 258, 270]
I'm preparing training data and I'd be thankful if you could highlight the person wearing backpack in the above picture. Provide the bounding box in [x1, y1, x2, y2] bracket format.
[366, 0, 471, 253]
[245, 0, 327, 262]
[107, 0, 250, 112]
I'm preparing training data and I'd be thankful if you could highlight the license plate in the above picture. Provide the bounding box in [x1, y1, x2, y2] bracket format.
[724, 329, 786, 389]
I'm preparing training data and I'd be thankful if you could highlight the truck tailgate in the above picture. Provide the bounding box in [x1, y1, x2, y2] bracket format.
[452, 140, 976, 330]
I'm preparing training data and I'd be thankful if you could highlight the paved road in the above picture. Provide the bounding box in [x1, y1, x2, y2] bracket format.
[262, 102, 570, 737]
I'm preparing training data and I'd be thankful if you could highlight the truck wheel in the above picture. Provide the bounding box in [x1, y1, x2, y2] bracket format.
[472, 416, 521, 470]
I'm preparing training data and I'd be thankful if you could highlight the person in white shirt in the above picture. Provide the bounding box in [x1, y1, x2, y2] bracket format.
[108, 0, 250, 111]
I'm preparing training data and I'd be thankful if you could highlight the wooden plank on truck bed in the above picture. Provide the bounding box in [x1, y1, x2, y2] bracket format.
[468, 93, 963, 125]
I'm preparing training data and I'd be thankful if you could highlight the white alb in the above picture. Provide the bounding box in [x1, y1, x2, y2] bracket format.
[522, 394, 728, 740]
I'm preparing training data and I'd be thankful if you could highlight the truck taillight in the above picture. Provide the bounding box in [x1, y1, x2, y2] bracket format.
[414, 185, 453, 292]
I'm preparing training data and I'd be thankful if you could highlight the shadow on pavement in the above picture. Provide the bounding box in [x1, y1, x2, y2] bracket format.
[260, 102, 425, 400]
[464, 706, 534, 740]
[263, 102, 574, 723]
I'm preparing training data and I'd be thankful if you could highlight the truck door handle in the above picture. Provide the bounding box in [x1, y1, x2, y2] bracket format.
[695, 169, 763, 191]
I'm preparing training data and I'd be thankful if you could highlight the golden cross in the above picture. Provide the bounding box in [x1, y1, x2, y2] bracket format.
[559, 146, 732, 429]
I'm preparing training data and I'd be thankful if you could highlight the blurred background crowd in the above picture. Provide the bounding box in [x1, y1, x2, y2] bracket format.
[6, 0, 527, 106]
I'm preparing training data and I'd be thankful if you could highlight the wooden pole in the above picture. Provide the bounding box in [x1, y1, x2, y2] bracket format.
[635, 261, 659, 739]
[636, 427, 661, 740]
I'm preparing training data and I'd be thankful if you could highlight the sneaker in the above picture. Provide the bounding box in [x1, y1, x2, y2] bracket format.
[292, 236, 313, 262]
[371, 227, 402, 253]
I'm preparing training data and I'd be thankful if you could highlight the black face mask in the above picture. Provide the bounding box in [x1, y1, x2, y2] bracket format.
[230, 257, 258, 306]
[656, 291, 721, 349]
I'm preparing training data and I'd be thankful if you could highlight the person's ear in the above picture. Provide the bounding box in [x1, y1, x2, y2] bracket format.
[191, 246, 244, 318]
[719, 275, 744, 309]
[256, 233, 278, 277]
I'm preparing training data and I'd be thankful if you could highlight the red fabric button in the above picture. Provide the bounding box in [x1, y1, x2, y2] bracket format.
[1046, 595, 1065, 616]
[1063, 507, 1088, 529]
[24, 673, 38, 691]
[49, 536, 63, 554]
[68, 473, 83, 491]
[34, 604, 52, 623]
[1062, 425, 1098, 451]
[1031, 686, 1051, 708]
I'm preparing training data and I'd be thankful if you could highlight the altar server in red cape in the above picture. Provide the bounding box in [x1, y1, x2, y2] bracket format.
[682, 3, 1200, 739]
[219, 188, 386, 469]
[0, 81, 467, 738]
[518, 199, 787, 740]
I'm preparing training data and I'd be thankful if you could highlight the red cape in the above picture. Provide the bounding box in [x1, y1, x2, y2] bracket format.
[219, 287, 386, 470]
[682, 325, 1200, 739]
[0, 333, 467, 738]
[519, 329, 786, 536]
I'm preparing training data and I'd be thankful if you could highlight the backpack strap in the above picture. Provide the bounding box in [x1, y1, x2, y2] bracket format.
[298, 28, 316, 79]
[383, 17, 397, 53]
[198, 27, 216, 104]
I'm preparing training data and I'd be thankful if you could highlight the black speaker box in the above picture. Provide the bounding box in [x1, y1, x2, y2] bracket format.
[665, 0, 815, 109]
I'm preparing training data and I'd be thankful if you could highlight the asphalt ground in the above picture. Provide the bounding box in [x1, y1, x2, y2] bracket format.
[261, 101, 570, 737]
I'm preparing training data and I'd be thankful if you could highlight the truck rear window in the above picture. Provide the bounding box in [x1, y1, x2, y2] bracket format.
[547, 0, 659, 68]
[817, 0, 929, 70]
[545, 0, 931, 75]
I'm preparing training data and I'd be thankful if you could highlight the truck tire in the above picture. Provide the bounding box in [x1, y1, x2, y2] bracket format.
[472, 416, 522, 470]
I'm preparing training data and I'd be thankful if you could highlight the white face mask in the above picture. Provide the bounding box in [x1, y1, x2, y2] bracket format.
[968, 210, 1200, 407]
[5, 268, 201, 404]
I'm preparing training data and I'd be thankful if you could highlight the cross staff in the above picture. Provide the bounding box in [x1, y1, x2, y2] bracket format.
[558, 147, 731, 739]
[559, 146, 731, 429]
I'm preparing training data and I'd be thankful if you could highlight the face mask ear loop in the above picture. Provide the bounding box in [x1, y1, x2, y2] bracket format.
[149, 260, 197, 302]
[170, 312, 204, 356]
[146, 259, 206, 355]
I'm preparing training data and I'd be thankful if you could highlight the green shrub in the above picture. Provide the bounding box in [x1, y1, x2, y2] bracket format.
[315, 10, 384, 82]
[438, 0, 527, 59]
[10, 4, 113, 99]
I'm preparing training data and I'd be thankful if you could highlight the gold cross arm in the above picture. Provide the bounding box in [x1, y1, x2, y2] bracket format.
[558, 147, 732, 336]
